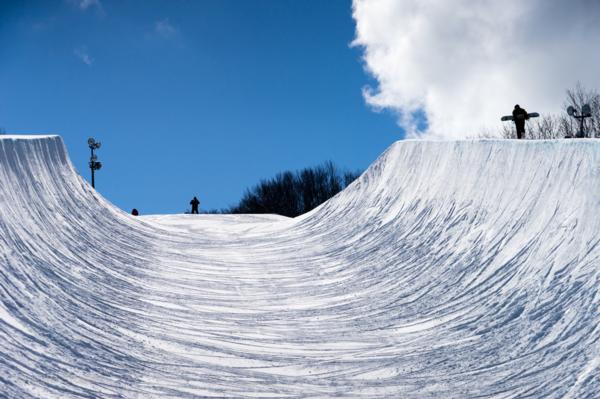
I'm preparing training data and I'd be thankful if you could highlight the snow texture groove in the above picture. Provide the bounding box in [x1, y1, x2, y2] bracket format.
[1, 135, 600, 398]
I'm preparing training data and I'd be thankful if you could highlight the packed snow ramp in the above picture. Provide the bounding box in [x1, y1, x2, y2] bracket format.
[1, 135, 600, 398]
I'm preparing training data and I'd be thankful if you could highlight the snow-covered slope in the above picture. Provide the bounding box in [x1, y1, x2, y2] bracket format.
[1, 136, 600, 398]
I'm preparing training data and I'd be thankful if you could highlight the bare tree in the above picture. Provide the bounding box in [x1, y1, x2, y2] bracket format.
[500, 123, 516, 139]
[229, 161, 362, 217]
[527, 114, 562, 140]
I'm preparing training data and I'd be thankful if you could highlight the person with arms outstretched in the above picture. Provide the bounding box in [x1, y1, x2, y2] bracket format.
[190, 196, 200, 214]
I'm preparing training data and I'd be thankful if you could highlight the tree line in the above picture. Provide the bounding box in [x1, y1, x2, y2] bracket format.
[224, 161, 361, 217]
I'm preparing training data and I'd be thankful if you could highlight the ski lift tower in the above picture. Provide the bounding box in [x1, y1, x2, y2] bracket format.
[88, 137, 102, 188]
[567, 104, 592, 138]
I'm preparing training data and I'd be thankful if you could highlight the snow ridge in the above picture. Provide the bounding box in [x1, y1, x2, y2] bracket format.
[1, 136, 600, 398]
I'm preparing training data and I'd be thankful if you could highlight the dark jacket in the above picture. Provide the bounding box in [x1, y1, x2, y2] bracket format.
[512, 107, 528, 124]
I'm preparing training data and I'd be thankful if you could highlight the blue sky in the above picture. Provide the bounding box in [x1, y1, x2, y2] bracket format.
[1, 0, 403, 214]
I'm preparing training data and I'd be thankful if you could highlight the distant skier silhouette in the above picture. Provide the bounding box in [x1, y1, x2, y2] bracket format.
[512, 104, 529, 139]
[190, 196, 200, 214]
[131, 208, 139, 216]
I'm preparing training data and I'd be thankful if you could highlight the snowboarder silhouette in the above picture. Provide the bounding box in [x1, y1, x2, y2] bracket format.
[190, 196, 200, 214]
[512, 104, 529, 139]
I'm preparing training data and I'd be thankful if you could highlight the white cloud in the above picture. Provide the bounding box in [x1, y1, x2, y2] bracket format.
[74, 47, 93, 66]
[67, 0, 105, 15]
[78, 0, 100, 10]
[155, 18, 178, 38]
[352, 0, 600, 138]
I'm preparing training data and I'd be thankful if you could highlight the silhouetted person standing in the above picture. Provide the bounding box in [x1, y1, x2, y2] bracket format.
[190, 196, 200, 214]
[512, 104, 529, 139]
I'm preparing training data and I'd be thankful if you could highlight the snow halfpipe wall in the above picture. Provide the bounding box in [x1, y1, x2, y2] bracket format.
[1, 135, 600, 398]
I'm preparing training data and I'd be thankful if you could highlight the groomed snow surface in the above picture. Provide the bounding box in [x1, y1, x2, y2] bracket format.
[1, 135, 600, 398]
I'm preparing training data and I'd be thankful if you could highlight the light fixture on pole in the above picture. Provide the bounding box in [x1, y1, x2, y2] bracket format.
[88, 137, 102, 188]
[567, 104, 592, 138]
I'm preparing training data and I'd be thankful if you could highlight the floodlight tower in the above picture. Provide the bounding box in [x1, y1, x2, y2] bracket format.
[88, 137, 102, 188]
[567, 104, 592, 138]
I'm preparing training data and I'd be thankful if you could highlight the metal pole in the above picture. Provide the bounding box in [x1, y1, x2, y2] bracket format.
[90, 146, 95, 188]
[88, 138, 102, 189]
